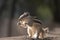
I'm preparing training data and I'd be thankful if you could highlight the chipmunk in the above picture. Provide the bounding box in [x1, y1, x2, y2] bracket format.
[17, 12, 49, 39]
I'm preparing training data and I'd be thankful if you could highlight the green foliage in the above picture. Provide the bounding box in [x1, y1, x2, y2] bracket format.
[36, 5, 53, 21]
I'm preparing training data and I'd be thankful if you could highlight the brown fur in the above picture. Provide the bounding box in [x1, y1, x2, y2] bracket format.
[17, 12, 49, 39]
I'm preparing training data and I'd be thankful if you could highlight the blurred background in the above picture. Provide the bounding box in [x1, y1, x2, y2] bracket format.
[0, 0, 60, 38]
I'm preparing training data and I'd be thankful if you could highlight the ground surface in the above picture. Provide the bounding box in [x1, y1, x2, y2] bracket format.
[0, 27, 60, 40]
[0, 23, 60, 40]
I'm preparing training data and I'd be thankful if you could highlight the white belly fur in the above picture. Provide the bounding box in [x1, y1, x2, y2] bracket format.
[27, 25, 38, 39]
[32, 31, 38, 39]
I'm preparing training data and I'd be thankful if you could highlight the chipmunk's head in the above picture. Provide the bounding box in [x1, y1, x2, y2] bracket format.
[17, 12, 33, 28]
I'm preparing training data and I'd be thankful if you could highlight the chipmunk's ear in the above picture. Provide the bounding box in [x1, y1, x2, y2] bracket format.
[18, 12, 30, 20]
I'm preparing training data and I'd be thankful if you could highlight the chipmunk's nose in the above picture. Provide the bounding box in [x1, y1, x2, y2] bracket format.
[17, 22, 21, 26]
